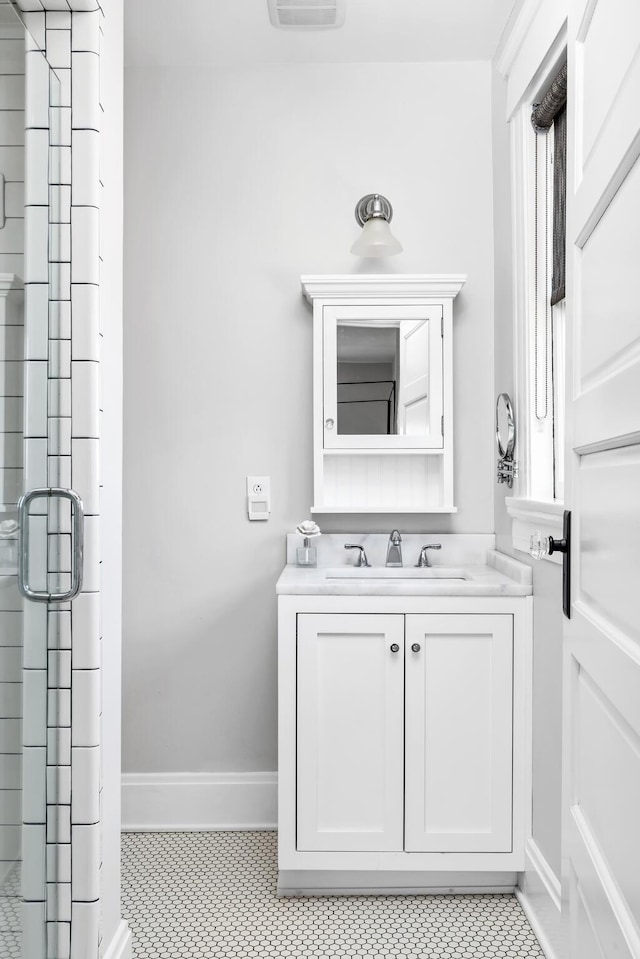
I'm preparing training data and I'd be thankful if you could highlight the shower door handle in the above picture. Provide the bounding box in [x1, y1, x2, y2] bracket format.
[17, 488, 84, 603]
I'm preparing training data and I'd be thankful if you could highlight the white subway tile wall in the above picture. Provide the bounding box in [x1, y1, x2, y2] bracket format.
[0, 281, 24, 503]
[13, 2, 104, 957]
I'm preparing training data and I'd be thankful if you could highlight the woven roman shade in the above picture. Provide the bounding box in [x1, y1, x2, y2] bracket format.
[532, 62, 567, 305]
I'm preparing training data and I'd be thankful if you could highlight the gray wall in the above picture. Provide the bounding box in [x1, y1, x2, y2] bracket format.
[123, 60, 496, 776]
[491, 63, 563, 877]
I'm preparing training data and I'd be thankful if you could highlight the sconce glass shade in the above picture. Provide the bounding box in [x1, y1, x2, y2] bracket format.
[351, 216, 403, 257]
[350, 193, 402, 257]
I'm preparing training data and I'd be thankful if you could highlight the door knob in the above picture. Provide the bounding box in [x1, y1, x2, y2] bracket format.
[529, 509, 571, 619]
[411, 643, 421, 653]
[390, 643, 400, 653]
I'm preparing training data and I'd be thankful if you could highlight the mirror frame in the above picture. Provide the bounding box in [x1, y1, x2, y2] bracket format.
[496, 392, 518, 488]
[496, 392, 516, 458]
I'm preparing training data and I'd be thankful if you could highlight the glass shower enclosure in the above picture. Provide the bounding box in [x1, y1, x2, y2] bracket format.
[1, 6, 83, 957]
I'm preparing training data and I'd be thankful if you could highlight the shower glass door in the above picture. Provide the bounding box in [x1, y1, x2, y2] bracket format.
[1, 8, 73, 957]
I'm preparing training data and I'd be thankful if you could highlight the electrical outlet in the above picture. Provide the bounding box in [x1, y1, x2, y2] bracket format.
[247, 476, 270, 497]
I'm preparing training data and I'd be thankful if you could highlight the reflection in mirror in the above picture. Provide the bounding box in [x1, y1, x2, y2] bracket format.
[336, 320, 431, 437]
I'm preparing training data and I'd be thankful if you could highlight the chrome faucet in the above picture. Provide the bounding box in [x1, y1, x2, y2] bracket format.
[386, 530, 403, 567]
[344, 543, 370, 567]
[415, 544, 442, 567]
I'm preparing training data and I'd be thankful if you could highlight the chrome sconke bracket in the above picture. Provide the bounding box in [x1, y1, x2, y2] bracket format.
[496, 392, 517, 488]
[497, 456, 518, 487]
[354, 194, 394, 226]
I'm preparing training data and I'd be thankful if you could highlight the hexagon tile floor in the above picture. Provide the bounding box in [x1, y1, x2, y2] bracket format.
[0, 863, 21, 959]
[121, 831, 545, 959]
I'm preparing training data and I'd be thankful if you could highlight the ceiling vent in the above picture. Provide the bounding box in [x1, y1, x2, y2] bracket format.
[267, 0, 346, 30]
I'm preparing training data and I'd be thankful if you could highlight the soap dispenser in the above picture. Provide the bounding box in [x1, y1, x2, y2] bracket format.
[295, 521, 321, 568]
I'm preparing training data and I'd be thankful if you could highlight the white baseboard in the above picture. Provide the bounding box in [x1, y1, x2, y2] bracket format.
[525, 837, 562, 911]
[516, 839, 568, 959]
[121, 771, 278, 831]
[101, 920, 132, 959]
[0, 860, 16, 886]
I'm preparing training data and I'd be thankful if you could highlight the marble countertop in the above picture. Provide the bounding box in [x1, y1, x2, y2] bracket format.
[277, 537, 532, 597]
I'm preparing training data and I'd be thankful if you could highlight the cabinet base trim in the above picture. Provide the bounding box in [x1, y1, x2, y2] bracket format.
[277, 870, 518, 897]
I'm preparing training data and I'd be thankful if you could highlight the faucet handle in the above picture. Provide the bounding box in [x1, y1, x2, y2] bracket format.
[344, 544, 371, 567]
[415, 544, 442, 568]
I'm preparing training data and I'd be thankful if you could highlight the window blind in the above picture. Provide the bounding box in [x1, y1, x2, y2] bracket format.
[532, 62, 567, 305]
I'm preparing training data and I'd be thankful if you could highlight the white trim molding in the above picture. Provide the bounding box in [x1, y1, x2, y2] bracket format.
[101, 920, 132, 959]
[499, 4, 568, 560]
[14, 1, 100, 11]
[300, 274, 466, 302]
[279, 870, 518, 897]
[516, 839, 568, 959]
[496, 0, 567, 120]
[506, 497, 564, 563]
[121, 772, 278, 832]
[495, 0, 543, 81]
[524, 837, 561, 911]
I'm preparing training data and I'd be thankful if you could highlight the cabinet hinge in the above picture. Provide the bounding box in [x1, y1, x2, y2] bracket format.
[441, 317, 444, 337]
[441, 414, 444, 435]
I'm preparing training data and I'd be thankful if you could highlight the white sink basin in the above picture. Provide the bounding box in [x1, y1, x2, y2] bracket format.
[325, 567, 467, 581]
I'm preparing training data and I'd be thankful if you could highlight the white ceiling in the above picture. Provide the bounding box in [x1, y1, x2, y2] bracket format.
[125, 0, 521, 68]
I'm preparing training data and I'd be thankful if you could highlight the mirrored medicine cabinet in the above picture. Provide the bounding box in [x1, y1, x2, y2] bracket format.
[302, 275, 466, 514]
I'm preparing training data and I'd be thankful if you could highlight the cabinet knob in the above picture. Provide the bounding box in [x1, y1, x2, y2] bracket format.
[390, 643, 400, 653]
[325, 418, 335, 429]
[411, 643, 421, 653]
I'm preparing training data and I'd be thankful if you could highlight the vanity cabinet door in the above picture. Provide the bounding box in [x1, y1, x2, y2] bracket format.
[404, 614, 513, 853]
[297, 613, 405, 852]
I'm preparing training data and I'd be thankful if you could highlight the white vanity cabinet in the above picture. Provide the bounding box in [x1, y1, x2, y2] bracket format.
[296, 611, 513, 856]
[278, 591, 529, 895]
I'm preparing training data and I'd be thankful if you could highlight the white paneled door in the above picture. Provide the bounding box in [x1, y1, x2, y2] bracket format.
[564, 1, 640, 956]
[396, 310, 443, 441]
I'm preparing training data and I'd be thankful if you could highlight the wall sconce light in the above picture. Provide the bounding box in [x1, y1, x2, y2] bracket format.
[350, 194, 402, 258]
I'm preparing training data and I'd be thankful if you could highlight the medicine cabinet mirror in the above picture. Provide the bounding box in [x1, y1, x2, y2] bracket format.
[302, 275, 466, 514]
[324, 306, 444, 449]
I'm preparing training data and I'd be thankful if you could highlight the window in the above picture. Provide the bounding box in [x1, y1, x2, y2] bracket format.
[506, 57, 567, 553]
[530, 104, 566, 502]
